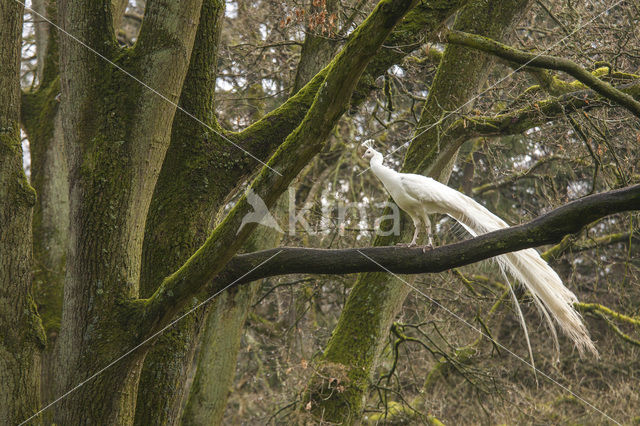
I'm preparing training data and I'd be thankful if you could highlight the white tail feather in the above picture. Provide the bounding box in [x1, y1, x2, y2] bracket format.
[364, 145, 597, 357]
[447, 192, 598, 358]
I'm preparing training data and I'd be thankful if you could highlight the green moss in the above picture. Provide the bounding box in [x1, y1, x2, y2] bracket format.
[0, 123, 36, 207]
[304, 361, 365, 423]
[20, 78, 65, 338]
[0, 121, 45, 355]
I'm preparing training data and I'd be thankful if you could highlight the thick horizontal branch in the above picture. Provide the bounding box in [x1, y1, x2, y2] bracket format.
[446, 30, 640, 118]
[212, 184, 640, 286]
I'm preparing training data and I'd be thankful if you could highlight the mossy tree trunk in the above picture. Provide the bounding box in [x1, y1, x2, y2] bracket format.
[6, 0, 637, 424]
[7, 0, 533, 423]
[180, 219, 283, 424]
[303, 0, 532, 423]
[20, 5, 68, 420]
[132, 0, 334, 421]
[178, 5, 348, 421]
[0, 1, 45, 423]
[132, 2, 228, 423]
[52, 0, 204, 422]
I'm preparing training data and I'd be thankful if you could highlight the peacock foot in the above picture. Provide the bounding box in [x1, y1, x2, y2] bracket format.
[420, 244, 433, 253]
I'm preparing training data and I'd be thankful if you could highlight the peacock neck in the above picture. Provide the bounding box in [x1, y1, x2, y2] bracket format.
[369, 152, 397, 187]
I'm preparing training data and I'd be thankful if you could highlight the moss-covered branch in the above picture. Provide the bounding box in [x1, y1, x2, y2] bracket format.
[542, 229, 638, 261]
[446, 30, 640, 118]
[141, 0, 419, 334]
[159, 0, 466, 252]
[418, 80, 640, 175]
[576, 303, 640, 347]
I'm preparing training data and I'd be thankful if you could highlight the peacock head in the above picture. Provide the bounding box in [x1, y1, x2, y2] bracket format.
[361, 139, 378, 159]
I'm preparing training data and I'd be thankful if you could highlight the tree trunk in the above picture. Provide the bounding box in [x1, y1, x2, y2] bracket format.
[178, 6, 345, 421]
[52, 0, 204, 422]
[303, 0, 532, 423]
[134, 0, 396, 421]
[133, 1, 419, 422]
[0, 1, 45, 423]
[132, 1, 232, 423]
[23, 79, 68, 426]
[180, 220, 283, 424]
[21, 8, 68, 419]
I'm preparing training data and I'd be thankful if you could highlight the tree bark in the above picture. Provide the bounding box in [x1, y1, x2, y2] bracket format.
[291, 0, 342, 94]
[134, 0, 439, 422]
[179, 6, 343, 419]
[0, 1, 45, 423]
[142, 0, 420, 338]
[39, 0, 418, 423]
[179, 2, 347, 416]
[52, 0, 204, 422]
[21, 6, 68, 420]
[180, 219, 283, 424]
[132, 5, 419, 423]
[133, 2, 226, 424]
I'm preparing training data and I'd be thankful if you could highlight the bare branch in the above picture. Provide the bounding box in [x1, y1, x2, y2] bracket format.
[238, 0, 466, 156]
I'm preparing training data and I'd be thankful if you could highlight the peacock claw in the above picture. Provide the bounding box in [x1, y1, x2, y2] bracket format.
[421, 244, 433, 253]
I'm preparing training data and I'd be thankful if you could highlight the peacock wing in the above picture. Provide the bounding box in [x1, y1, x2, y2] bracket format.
[398, 173, 460, 211]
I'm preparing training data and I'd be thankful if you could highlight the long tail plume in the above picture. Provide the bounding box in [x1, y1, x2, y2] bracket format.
[444, 189, 598, 358]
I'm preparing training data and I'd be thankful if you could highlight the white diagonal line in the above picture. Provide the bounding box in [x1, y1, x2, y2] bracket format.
[356, 249, 621, 426]
[16, 0, 282, 177]
[18, 250, 283, 425]
[358, 0, 626, 177]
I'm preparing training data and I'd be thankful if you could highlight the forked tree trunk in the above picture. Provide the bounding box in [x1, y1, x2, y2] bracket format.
[136, 1, 423, 422]
[133, 2, 227, 423]
[178, 5, 344, 421]
[51, 0, 203, 422]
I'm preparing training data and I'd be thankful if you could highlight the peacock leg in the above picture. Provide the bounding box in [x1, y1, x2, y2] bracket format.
[409, 216, 420, 246]
[423, 216, 434, 249]
[396, 216, 420, 247]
